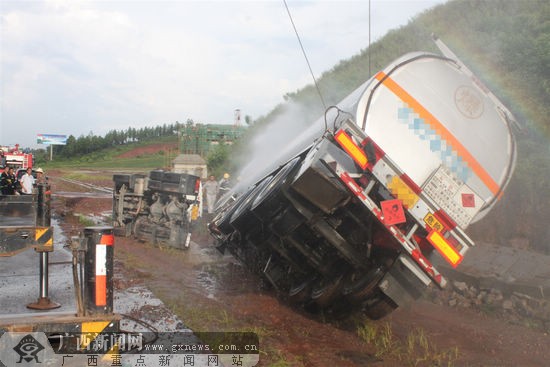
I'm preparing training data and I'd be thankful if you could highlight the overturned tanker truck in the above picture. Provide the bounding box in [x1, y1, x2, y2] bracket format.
[208, 37, 517, 319]
[112, 170, 202, 249]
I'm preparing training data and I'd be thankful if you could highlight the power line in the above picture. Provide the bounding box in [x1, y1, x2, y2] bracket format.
[369, 0, 371, 76]
[283, 0, 327, 110]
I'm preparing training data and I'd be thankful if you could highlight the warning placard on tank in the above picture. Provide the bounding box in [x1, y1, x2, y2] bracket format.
[423, 166, 484, 228]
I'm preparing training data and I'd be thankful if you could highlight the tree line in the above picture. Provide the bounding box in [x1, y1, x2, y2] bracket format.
[38, 121, 191, 159]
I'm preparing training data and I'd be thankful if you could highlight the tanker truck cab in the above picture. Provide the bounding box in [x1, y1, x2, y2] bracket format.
[209, 39, 517, 319]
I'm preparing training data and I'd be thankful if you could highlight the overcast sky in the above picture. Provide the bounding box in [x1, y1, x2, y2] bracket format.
[0, 0, 444, 148]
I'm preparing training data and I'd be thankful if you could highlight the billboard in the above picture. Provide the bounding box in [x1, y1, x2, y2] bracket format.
[37, 134, 67, 145]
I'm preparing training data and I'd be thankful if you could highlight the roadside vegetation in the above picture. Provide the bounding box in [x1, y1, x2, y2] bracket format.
[356, 319, 459, 367]
[38, 136, 178, 171]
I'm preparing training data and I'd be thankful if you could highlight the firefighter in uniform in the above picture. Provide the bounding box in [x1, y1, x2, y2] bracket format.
[1, 166, 17, 195]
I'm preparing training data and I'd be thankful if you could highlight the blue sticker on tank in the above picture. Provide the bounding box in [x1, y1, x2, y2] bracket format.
[398, 105, 471, 182]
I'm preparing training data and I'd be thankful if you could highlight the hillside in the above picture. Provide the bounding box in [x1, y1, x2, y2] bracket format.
[114, 141, 179, 159]
[244, 0, 550, 254]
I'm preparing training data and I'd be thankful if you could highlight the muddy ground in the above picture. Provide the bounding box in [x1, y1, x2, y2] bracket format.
[49, 171, 550, 367]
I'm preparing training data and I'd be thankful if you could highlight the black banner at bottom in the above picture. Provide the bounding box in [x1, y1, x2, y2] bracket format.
[0, 331, 259, 367]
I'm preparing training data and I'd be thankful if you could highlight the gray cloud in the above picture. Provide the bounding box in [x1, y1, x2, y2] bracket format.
[0, 0, 444, 148]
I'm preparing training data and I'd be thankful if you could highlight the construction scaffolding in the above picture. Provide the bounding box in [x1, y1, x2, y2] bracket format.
[180, 123, 247, 157]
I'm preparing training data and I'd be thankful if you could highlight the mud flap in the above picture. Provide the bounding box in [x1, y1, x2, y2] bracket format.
[377, 255, 431, 308]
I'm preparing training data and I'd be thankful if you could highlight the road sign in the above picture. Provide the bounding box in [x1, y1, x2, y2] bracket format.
[37, 134, 67, 145]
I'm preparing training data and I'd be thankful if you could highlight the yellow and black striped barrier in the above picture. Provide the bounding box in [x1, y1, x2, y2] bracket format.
[33, 226, 54, 252]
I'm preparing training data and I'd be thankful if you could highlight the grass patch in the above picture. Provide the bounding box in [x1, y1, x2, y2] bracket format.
[76, 214, 96, 227]
[40, 137, 178, 171]
[45, 155, 169, 170]
[260, 348, 303, 367]
[165, 296, 237, 331]
[65, 172, 113, 183]
[357, 319, 459, 366]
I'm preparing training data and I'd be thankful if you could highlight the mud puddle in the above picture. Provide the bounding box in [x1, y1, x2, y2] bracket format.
[153, 238, 263, 301]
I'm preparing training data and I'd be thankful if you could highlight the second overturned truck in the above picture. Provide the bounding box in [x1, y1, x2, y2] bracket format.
[208, 38, 517, 319]
[112, 170, 202, 249]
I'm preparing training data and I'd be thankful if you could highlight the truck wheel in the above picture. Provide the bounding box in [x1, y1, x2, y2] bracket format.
[211, 190, 254, 236]
[250, 157, 302, 221]
[214, 190, 237, 212]
[310, 274, 345, 308]
[288, 277, 314, 304]
[342, 267, 385, 303]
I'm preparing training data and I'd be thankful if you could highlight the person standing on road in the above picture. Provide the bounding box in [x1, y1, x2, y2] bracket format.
[35, 168, 46, 184]
[1, 166, 17, 195]
[218, 173, 232, 196]
[7, 167, 17, 195]
[203, 175, 219, 215]
[20, 167, 35, 194]
[0, 166, 7, 195]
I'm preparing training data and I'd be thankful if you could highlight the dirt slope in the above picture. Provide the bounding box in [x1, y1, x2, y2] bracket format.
[115, 142, 179, 159]
[49, 171, 550, 367]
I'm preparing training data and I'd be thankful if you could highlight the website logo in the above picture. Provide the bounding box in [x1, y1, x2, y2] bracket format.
[13, 334, 45, 363]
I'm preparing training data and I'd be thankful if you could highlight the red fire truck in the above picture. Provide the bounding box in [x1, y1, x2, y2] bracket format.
[0, 144, 33, 169]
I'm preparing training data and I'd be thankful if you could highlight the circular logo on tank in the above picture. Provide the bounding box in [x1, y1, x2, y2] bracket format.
[455, 85, 484, 119]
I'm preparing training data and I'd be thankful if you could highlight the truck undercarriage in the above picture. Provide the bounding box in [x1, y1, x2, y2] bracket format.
[209, 122, 433, 319]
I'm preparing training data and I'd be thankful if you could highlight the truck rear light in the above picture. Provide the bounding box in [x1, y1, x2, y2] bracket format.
[335, 130, 368, 170]
[426, 230, 463, 267]
[194, 178, 201, 194]
[362, 137, 385, 163]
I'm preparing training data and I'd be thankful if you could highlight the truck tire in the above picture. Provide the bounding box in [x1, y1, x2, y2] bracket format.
[288, 277, 314, 304]
[214, 191, 236, 212]
[342, 267, 385, 303]
[211, 190, 254, 236]
[310, 274, 345, 308]
[162, 172, 182, 183]
[149, 170, 164, 181]
[113, 174, 131, 187]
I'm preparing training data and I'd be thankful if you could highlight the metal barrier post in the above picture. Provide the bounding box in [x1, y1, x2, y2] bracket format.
[27, 184, 60, 310]
[83, 226, 114, 316]
[36, 183, 51, 227]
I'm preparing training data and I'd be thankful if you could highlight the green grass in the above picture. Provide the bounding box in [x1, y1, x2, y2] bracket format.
[356, 319, 459, 366]
[45, 153, 168, 170]
[39, 137, 179, 171]
[65, 172, 113, 182]
[76, 214, 96, 227]
[262, 349, 302, 367]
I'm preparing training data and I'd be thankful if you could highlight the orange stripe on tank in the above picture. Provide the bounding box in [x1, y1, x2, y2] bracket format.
[374, 71, 500, 196]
